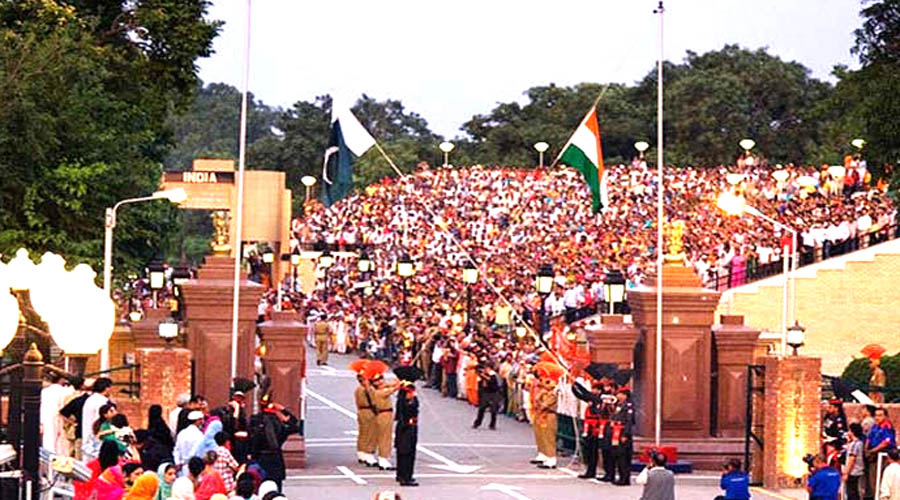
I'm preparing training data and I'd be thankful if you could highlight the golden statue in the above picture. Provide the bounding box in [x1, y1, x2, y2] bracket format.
[664, 219, 686, 264]
[210, 210, 231, 254]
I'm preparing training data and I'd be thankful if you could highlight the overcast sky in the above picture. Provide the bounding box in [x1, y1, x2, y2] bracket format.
[198, 0, 863, 139]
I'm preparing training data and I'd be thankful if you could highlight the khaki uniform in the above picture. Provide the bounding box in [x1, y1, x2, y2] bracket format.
[314, 320, 330, 365]
[534, 385, 558, 458]
[355, 385, 376, 456]
[370, 386, 395, 460]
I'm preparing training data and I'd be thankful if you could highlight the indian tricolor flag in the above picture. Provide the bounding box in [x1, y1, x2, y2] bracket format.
[560, 107, 608, 213]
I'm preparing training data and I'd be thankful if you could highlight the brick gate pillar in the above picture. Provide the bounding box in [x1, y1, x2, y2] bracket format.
[258, 311, 307, 468]
[181, 255, 265, 408]
[712, 315, 761, 437]
[585, 315, 640, 370]
[762, 355, 821, 488]
[128, 347, 192, 428]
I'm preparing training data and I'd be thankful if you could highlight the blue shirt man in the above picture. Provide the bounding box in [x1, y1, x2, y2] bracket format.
[807, 457, 842, 500]
[867, 409, 896, 452]
[720, 469, 751, 500]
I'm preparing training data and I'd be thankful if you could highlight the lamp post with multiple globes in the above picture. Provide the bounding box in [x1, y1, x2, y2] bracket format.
[1, 249, 115, 500]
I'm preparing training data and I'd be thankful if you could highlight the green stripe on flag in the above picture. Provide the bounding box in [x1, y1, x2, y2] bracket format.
[561, 145, 601, 213]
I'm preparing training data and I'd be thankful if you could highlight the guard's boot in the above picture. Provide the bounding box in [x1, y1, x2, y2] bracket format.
[538, 457, 557, 469]
[530, 453, 548, 464]
[378, 457, 395, 471]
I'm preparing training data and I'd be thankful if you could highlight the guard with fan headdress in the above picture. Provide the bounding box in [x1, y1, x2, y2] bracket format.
[573, 364, 618, 481]
[610, 386, 635, 485]
[531, 360, 564, 469]
[219, 377, 255, 463]
[393, 364, 421, 486]
[351, 359, 378, 467]
[248, 388, 299, 491]
[367, 361, 401, 470]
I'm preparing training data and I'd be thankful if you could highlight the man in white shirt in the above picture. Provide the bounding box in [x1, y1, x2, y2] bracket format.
[168, 393, 191, 439]
[880, 449, 900, 500]
[173, 410, 205, 475]
[637, 451, 675, 500]
[80, 377, 113, 459]
[41, 373, 73, 454]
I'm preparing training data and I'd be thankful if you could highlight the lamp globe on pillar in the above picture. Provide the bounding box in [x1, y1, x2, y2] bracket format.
[396, 255, 415, 279]
[439, 141, 455, 168]
[603, 269, 627, 314]
[148, 261, 166, 291]
[318, 249, 334, 291]
[158, 318, 179, 348]
[358, 251, 373, 274]
[462, 263, 478, 335]
[535, 264, 554, 336]
[301, 175, 317, 203]
[534, 141, 549, 168]
[634, 141, 650, 160]
[786, 322, 806, 356]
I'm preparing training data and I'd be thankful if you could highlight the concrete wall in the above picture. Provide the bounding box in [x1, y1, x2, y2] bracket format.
[718, 238, 900, 375]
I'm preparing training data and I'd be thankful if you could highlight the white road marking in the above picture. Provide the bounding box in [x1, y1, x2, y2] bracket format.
[336, 466, 367, 485]
[305, 437, 356, 443]
[285, 473, 573, 481]
[558, 467, 578, 477]
[305, 385, 481, 474]
[305, 442, 533, 449]
[306, 405, 334, 410]
[480, 482, 534, 500]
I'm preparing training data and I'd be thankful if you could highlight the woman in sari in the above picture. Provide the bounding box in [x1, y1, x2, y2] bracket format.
[94, 440, 124, 500]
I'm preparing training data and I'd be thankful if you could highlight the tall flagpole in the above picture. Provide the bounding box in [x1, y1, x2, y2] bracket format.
[654, 0, 665, 448]
[230, 0, 252, 381]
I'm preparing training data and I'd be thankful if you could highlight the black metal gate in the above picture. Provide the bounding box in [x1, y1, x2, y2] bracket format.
[744, 364, 765, 484]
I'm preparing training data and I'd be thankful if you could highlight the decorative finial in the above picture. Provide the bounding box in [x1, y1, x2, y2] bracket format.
[24, 342, 43, 363]
[210, 210, 232, 255]
[664, 219, 686, 265]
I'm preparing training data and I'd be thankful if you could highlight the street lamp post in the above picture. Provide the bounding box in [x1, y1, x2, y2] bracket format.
[396, 254, 415, 314]
[318, 249, 334, 292]
[534, 264, 554, 340]
[2, 249, 115, 500]
[439, 141, 455, 168]
[301, 175, 317, 203]
[717, 192, 797, 355]
[739, 138, 756, 166]
[102, 187, 186, 370]
[148, 261, 165, 309]
[462, 263, 478, 335]
[290, 251, 301, 292]
[534, 142, 549, 168]
[634, 141, 650, 160]
[603, 269, 626, 314]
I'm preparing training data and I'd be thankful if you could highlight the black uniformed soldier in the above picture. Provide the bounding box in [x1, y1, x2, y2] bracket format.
[394, 382, 419, 487]
[572, 381, 603, 479]
[610, 387, 635, 486]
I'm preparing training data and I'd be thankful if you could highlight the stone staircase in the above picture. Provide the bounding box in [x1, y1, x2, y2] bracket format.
[717, 238, 900, 375]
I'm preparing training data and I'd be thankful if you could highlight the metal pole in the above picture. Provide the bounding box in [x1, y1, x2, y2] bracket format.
[539, 151, 544, 168]
[22, 344, 43, 500]
[791, 230, 798, 325]
[443, 152, 448, 168]
[230, 0, 252, 381]
[466, 285, 472, 336]
[781, 243, 789, 356]
[654, 0, 665, 448]
[101, 207, 114, 370]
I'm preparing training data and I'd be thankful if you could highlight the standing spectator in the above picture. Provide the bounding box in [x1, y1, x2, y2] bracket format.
[471, 366, 501, 430]
[169, 393, 191, 439]
[136, 429, 172, 473]
[881, 449, 900, 500]
[845, 423, 866, 500]
[867, 408, 897, 498]
[41, 372, 73, 455]
[442, 340, 459, 398]
[715, 458, 750, 500]
[82, 377, 113, 459]
[194, 451, 227, 500]
[636, 451, 675, 500]
[808, 453, 843, 500]
[60, 377, 90, 459]
[213, 433, 240, 493]
[174, 411, 205, 476]
[146, 404, 175, 453]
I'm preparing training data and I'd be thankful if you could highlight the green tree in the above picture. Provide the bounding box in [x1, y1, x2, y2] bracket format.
[0, 0, 220, 281]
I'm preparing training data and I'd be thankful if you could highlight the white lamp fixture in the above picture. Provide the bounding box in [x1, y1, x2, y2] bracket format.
[795, 175, 818, 188]
[318, 250, 335, 269]
[726, 173, 746, 186]
[739, 138, 756, 152]
[396, 255, 415, 278]
[158, 318, 179, 342]
[534, 141, 549, 168]
[515, 326, 527, 339]
[148, 262, 165, 290]
[634, 141, 650, 159]
[772, 170, 789, 183]
[152, 187, 188, 205]
[851, 138, 866, 150]
[439, 141, 455, 167]
[462, 264, 479, 285]
[262, 249, 275, 264]
[535, 264, 554, 295]
[357, 252, 373, 273]
[301, 175, 317, 187]
[786, 322, 805, 356]
[716, 192, 747, 217]
[290, 253, 301, 267]
[604, 269, 627, 314]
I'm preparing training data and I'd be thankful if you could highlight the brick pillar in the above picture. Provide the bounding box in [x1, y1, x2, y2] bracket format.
[712, 315, 761, 437]
[627, 264, 721, 438]
[258, 311, 307, 468]
[762, 355, 821, 489]
[133, 348, 192, 428]
[181, 255, 265, 408]
[585, 315, 640, 369]
[132, 308, 175, 349]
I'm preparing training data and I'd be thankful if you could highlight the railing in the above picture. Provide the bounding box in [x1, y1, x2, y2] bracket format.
[82, 363, 141, 399]
[706, 224, 899, 292]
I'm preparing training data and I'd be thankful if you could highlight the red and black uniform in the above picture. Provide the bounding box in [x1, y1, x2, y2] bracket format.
[611, 397, 635, 486]
[572, 382, 613, 479]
